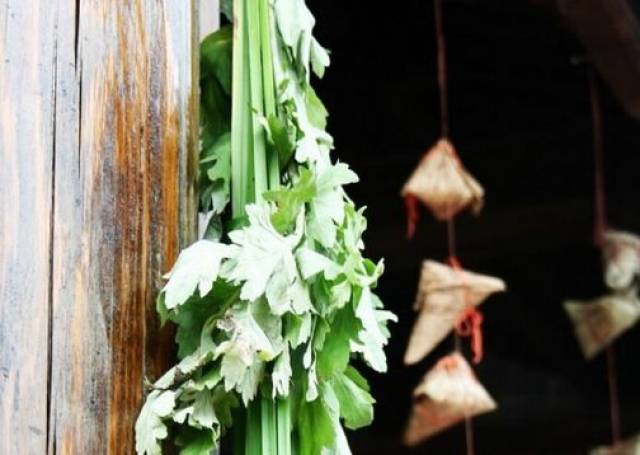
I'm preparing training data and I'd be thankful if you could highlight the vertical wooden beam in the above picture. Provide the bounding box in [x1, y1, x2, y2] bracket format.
[200, 0, 221, 40]
[0, 2, 56, 453]
[1, 0, 198, 453]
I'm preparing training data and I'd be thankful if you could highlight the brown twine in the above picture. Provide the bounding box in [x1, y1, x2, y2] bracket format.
[435, 1, 474, 453]
[589, 67, 620, 446]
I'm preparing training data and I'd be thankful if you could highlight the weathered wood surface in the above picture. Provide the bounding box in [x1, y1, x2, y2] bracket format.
[558, 0, 640, 119]
[0, 0, 199, 453]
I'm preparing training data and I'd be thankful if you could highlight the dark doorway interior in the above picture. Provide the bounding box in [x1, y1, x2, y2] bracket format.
[307, 1, 640, 453]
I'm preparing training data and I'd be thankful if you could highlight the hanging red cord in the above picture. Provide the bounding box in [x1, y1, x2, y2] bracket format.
[434, 0, 449, 139]
[448, 254, 485, 364]
[589, 67, 620, 446]
[434, 1, 475, 451]
[405, 194, 420, 239]
[590, 68, 607, 248]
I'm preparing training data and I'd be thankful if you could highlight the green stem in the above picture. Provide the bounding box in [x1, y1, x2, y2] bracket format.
[232, 0, 290, 453]
[261, 398, 278, 455]
[246, 0, 268, 200]
[259, 0, 280, 190]
[231, 0, 248, 217]
[246, 399, 263, 454]
[276, 397, 291, 455]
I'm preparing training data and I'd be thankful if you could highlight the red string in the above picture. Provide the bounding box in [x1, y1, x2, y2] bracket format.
[435, 1, 473, 451]
[590, 67, 620, 446]
[590, 68, 607, 248]
[405, 195, 420, 239]
[448, 255, 485, 364]
[434, 0, 449, 138]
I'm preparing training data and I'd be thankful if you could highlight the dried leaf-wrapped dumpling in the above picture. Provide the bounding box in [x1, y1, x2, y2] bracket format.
[564, 290, 640, 359]
[603, 230, 640, 291]
[403, 352, 497, 446]
[590, 433, 640, 455]
[402, 138, 484, 222]
[404, 260, 506, 365]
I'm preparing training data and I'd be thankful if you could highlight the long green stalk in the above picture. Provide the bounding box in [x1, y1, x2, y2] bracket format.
[246, 400, 263, 454]
[261, 398, 277, 455]
[231, 0, 248, 217]
[246, 0, 268, 200]
[258, 0, 291, 452]
[234, 1, 288, 454]
[276, 398, 292, 455]
[259, 0, 280, 190]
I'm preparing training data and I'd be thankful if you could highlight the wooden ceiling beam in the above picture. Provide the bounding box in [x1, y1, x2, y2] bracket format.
[558, 0, 640, 119]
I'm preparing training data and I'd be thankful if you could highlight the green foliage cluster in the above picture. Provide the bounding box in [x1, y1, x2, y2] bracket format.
[136, 1, 395, 454]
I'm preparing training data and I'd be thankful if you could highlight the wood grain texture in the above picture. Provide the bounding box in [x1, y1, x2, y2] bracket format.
[0, 2, 57, 453]
[1, 0, 198, 453]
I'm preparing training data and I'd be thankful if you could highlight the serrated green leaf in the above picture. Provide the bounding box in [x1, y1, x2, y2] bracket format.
[200, 133, 231, 215]
[306, 85, 328, 129]
[263, 167, 316, 234]
[316, 305, 359, 380]
[135, 390, 176, 455]
[223, 204, 303, 308]
[272, 345, 293, 397]
[262, 114, 296, 169]
[331, 371, 374, 430]
[308, 162, 359, 248]
[296, 247, 340, 280]
[162, 240, 232, 310]
[192, 389, 219, 430]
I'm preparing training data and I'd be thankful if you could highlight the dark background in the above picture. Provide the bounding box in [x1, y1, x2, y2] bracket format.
[307, 0, 640, 453]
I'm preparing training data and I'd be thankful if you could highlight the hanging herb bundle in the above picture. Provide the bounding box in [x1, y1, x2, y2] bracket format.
[135, 1, 396, 454]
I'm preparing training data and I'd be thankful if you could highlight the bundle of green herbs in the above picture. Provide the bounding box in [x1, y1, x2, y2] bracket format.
[135, 1, 395, 454]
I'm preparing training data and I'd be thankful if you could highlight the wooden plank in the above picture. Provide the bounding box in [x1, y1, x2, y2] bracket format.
[558, 0, 640, 119]
[0, 1, 56, 453]
[2, 0, 198, 453]
[46, 0, 199, 453]
[200, 0, 221, 40]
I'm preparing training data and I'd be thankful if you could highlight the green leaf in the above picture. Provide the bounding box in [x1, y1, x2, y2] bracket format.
[350, 288, 396, 373]
[343, 365, 370, 392]
[296, 247, 340, 280]
[176, 428, 215, 455]
[215, 302, 279, 403]
[223, 204, 304, 309]
[212, 386, 238, 429]
[306, 85, 328, 129]
[200, 132, 231, 214]
[162, 240, 232, 310]
[284, 312, 312, 348]
[310, 38, 330, 79]
[263, 167, 316, 234]
[200, 77, 231, 145]
[316, 305, 359, 379]
[273, 0, 329, 80]
[297, 392, 336, 455]
[272, 345, 293, 397]
[331, 371, 374, 430]
[262, 114, 296, 169]
[192, 389, 219, 430]
[171, 296, 217, 359]
[135, 390, 177, 455]
[308, 162, 359, 248]
[201, 26, 233, 94]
